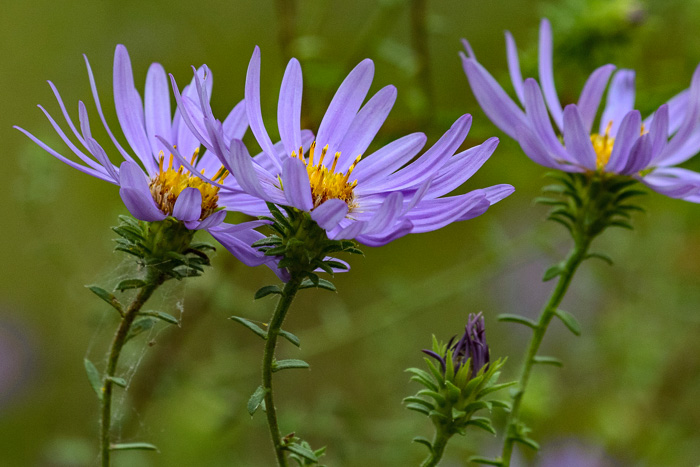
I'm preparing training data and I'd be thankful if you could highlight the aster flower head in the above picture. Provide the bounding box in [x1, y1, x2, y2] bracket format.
[186, 46, 514, 249]
[461, 18, 700, 202]
[15, 45, 276, 270]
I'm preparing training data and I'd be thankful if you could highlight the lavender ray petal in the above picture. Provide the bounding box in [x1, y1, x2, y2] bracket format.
[316, 59, 374, 152]
[118, 160, 166, 221]
[522, 78, 574, 164]
[187, 209, 226, 230]
[482, 184, 515, 204]
[621, 133, 653, 175]
[577, 64, 616, 133]
[600, 69, 636, 137]
[406, 191, 489, 233]
[563, 104, 598, 170]
[47, 80, 87, 147]
[640, 167, 700, 199]
[505, 31, 525, 105]
[78, 101, 120, 181]
[352, 133, 427, 186]
[227, 139, 277, 202]
[222, 99, 248, 141]
[361, 191, 404, 235]
[328, 219, 367, 240]
[282, 157, 313, 211]
[172, 187, 202, 222]
[310, 199, 349, 230]
[208, 226, 270, 267]
[538, 18, 564, 130]
[145, 62, 172, 159]
[515, 124, 572, 170]
[648, 104, 669, 162]
[606, 110, 642, 173]
[277, 58, 303, 158]
[355, 219, 413, 247]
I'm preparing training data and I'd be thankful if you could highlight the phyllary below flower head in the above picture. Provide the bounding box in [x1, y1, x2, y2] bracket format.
[423, 312, 490, 378]
[14, 45, 281, 274]
[174, 46, 515, 248]
[461, 18, 700, 202]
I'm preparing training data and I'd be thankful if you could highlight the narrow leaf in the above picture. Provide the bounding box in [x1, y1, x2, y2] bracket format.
[125, 317, 157, 343]
[555, 309, 581, 336]
[586, 252, 614, 265]
[542, 264, 563, 282]
[272, 359, 310, 372]
[405, 403, 431, 415]
[247, 385, 267, 416]
[254, 285, 283, 299]
[402, 397, 435, 410]
[139, 310, 179, 325]
[86, 285, 123, 314]
[279, 329, 301, 347]
[497, 314, 537, 329]
[469, 456, 504, 466]
[229, 316, 268, 340]
[106, 376, 127, 388]
[109, 442, 158, 451]
[513, 436, 540, 451]
[412, 436, 433, 453]
[466, 417, 496, 435]
[114, 279, 147, 292]
[282, 443, 318, 462]
[84, 358, 103, 401]
[299, 278, 336, 291]
[532, 356, 563, 367]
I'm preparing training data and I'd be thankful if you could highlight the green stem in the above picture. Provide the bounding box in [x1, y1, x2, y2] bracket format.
[262, 277, 303, 467]
[500, 238, 591, 467]
[420, 427, 452, 467]
[100, 271, 165, 467]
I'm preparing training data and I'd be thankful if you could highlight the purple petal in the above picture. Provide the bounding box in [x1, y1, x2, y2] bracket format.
[515, 124, 570, 170]
[563, 105, 597, 170]
[621, 133, 653, 175]
[505, 31, 525, 105]
[282, 157, 313, 211]
[335, 85, 397, 172]
[656, 64, 700, 166]
[538, 18, 564, 130]
[640, 167, 700, 199]
[362, 191, 404, 235]
[648, 104, 669, 161]
[577, 64, 616, 132]
[605, 110, 641, 173]
[208, 224, 269, 267]
[311, 199, 349, 230]
[482, 184, 515, 204]
[78, 101, 120, 181]
[407, 191, 489, 233]
[172, 187, 202, 222]
[278, 58, 303, 158]
[187, 209, 226, 230]
[522, 79, 573, 164]
[47, 80, 87, 147]
[118, 160, 166, 221]
[113, 45, 158, 174]
[227, 139, 276, 201]
[600, 69, 636, 137]
[460, 55, 527, 140]
[222, 99, 248, 141]
[329, 219, 367, 240]
[316, 59, 375, 152]
[145, 62, 172, 158]
[352, 133, 427, 185]
[245, 47, 283, 171]
[356, 219, 413, 247]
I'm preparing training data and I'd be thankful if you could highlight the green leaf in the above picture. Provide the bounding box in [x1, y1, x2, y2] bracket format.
[489, 399, 512, 411]
[497, 314, 537, 329]
[299, 278, 336, 292]
[532, 356, 563, 367]
[125, 317, 157, 343]
[109, 442, 158, 451]
[229, 316, 268, 340]
[247, 385, 267, 416]
[84, 358, 103, 401]
[405, 403, 431, 415]
[264, 246, 287, 256]
[445, 380, 461, 403]
[114, 279, 147, 292]
[513, 435, 540, 451]
[547, 215, 573, 233]
[279, 329, 301, 347]
[533, 197, 568, 206]
[554, 309, 581, 336]
[464, 400, 492, 413]
[254, 285, 283, 299]
[86, 285, 123, 314]
[417, 389, 446, 406]
[412, 436, 433, 453]
[609, 220, 633, 230]
[323, 260, 348, 270]
[402, 396, 434, 410]
[139, 310, 179, 325]
[252, 236, 283, 247]
[469, 456, 504, 466]
[477, 381, 517, 398]
[586, 252, 613, 265]
[406, 368, 438, 391]
[272, 359, 310, 372]
[105, 376, 127, 388]
[282, 443, 318, 462]
[466, 416, 496, 435]
[542, 264, 563, 282]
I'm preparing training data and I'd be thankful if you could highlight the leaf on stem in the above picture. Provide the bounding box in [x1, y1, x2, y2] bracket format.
[139, 310, 179, 325]
[497, 314, 537, 329]
[542, 264, 563, 282]
[279, 329, 301, 347]
[114, 279, 147, 292]
[585, 252, 614, 265]
[247, 385, 267, 416]
[105, 375, 127, 388]
[229, 316, 268, 340]
[412, 436, 433, 453]
[299, 278, 336, 292]
[109, 442, 158, 451]
[554, 309, 581, 336]
[125, 317, 157, 343]
[86, 285, 123, 315]
[469, 456, 504, 466]
[282, 443, 319, 462]
[532, 356, 563, 367]
[84, 358, 103, 401]
[254, 285, 283, 299]
[272, 359, 310, 372]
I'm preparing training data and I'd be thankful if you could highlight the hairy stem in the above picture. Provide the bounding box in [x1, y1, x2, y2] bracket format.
[500, 239, 591, 466]
[420, 427, 452, 467]
[262, 277, 302, 467]
[100, 271, 165, 467]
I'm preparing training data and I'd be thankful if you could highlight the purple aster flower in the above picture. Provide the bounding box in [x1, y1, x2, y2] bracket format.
[423, 312, 490, 376]
[15, 45, 278, 271]
[176, 47, 514, 247]
[461, 18, 700, 202]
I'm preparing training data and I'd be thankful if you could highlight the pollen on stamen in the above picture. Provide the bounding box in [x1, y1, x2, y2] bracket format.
[291, 141, 361, 209]
[149, 149, 227, 220]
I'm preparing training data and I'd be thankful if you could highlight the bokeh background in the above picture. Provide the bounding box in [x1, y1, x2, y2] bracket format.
[2, 0, 700, 465]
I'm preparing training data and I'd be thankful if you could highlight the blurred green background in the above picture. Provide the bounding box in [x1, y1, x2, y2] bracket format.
[2, 0, 700, 465]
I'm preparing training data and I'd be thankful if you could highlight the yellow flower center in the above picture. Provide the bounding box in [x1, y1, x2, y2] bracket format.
[590, 121, 615, 170]
[291, 142, 361, 209]
[149, 148, 228, 220]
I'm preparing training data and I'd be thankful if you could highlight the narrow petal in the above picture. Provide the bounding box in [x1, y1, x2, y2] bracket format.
[515, 124, 570, 170]
[310, 199, 349, 230]
[172, 187, 202, 222]
[538, 18, 564, 130]
[222, 99, 248, 141]
[648, 104, 669, 161]
[606, 110, 641, 173]
[356, 219, 413, 247]
[145, 62, 172, 158]
[600, 69, 636, 137]
[656, 64, 700, 166]
[482, 184, 515, 204]
[336, 85, 397, 172]
[277, 58, 303, 157]
[621, 133, 652, 175]
[208, 226, 269, 267]
[245, 47, 283, 171]
[406, 191, 489, 233]
[352, 132, 427, 185]
[113, 45, 158, 174]
[188, 209, 226, 230]
[460, 55, 527, 139]
[78, 101, 120, 181]
[118, 160, 166, 221]
[316, 59, 375, 151]
[227, 139, 276, 202]
[641, 167, 700, 199]
[522, 79, 573, 164]
[577, 64, 616, 132]
[282, 157, 313, 211]
[563, 104, 597, 170]
[505, 31, 525, 105]
[361, 191, 404, 235]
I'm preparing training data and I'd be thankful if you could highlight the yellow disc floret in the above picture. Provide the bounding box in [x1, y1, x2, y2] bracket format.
[149, 148, 228, 220]
[590, 121, 615, 171]
[291, 142, 361, 209]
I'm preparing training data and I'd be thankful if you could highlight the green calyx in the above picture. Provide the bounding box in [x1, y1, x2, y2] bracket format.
[255, 203, 362, 279]
[538, 171, 646, 247]
[112, 215, 215, 280]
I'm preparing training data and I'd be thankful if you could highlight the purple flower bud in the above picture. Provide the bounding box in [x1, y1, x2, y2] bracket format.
[423, 312, 490, 377]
